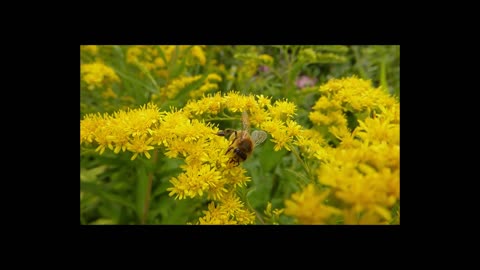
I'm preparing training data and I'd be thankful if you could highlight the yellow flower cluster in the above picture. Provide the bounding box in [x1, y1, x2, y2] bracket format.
[236, 52, 275, 81]
[81, 78, 399, 225]
[190, 45, 207, 66]
[263, 202, 284, 224]
[80, 102, 252, 208]
[298, 47, 348, 63]
[285, 77, 399, 224]
[101, 87, 117, 99]
[83, 92, 301, 224]
[197, 192, 256, 224]
[80, 62, 120, 90]
[189, 73, 222, 99]
[126, 45, 207, 78]
[81, 45, 98, 56]
[153, 73, 223, 101]
[80, 103, 162, 158]
[309, 76, 394, 128]
[318, 109, 399, 223]
[183, 92, 306, 154]
[157, 75, 202, 99]
[258, 54, 274, 65]
[184, 91, 329, 159]
[285, 184, 341, 224]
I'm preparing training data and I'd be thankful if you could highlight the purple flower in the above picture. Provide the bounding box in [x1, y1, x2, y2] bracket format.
[295, 75, 318, 89]
[258, 65, 270, 73]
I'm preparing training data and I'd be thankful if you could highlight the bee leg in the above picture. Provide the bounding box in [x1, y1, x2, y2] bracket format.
[226, 131, 238, 154]
[228, 131, 238, 147]
[228, 157, 239, 166]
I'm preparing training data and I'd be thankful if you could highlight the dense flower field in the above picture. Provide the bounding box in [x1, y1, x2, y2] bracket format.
[80, 45, 400, 225]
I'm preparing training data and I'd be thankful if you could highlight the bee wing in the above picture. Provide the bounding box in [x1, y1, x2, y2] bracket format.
[242, 111, 250, 133]
[251, 130, 267, 146]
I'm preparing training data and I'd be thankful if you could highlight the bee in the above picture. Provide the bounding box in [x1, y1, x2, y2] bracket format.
[216, 111, 267, 166]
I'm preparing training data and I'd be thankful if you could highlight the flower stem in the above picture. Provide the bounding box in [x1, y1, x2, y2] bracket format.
[289, 144, 314, 183]
[244, 188, 265, 224]
[141, 149, 158, 224]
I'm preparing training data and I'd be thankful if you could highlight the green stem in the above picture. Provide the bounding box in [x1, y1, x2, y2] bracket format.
[380, 58, 388, 93]
[352, 46, 367, 79]
[289, 144, 314, 183]
[284, 48, 293, 95]
[244, 188, 265, 224]
[141, 149, 158, 224]
[270, 68, 284, 82]
[248, 200, 265, 224]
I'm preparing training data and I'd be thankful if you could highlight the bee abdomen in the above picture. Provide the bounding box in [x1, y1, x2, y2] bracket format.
[234, 149, 248, 161]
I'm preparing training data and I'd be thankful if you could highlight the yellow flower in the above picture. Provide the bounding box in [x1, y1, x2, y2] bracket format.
[356, 115, 399, 145]
[158, 75, 202, 99]
[191, 45, 207, 66]
[269, 100, 296, 120]
[312, 96, 341, 111]
[294, 129, 326, 158]
[81, 92, 308, 225]
[80, 113, 103, 144]
[126, 134, 154, 160]
[264, 202, 284, 224]
[101, 87, 117, 99]
[313, 103, 399, 224]
[285, 75, 399, 224]
[256, 94, 272, 109]
[197, 192, 256, 225]
[81, 62, 120, 90]
[219, 191, 244, 216]
[284, 184, 341, 224]
[167, 164, 223, 199]
[189, 82, 219, 99]
[81, 45, 98, 55]
[261, 119, 292, 151]
[206, 73, 222, 82]
[154, 57, 166, 68]
[234, 208, 256, 224]
[222, 165, 251, 188]
[198, 202, 233, 224]
[223, 91, 247, 113]
[318, 76, 395, 113]
[80, 103, 163, 158]
[258, 54, 274, 65]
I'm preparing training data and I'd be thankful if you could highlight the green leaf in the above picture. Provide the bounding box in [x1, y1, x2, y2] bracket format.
[284, 168, 310, 187]
[257, 139, 286, 172]
[113, 68, 157, 93]
[80, 182, 136, 211]
[170, 49, 189, 78]
[247, 171, 274, 210]
[155, 46, 167, 64]
[80, 165, 108, 182]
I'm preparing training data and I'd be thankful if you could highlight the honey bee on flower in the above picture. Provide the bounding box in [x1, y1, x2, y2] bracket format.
[216, 111, 267, 166]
